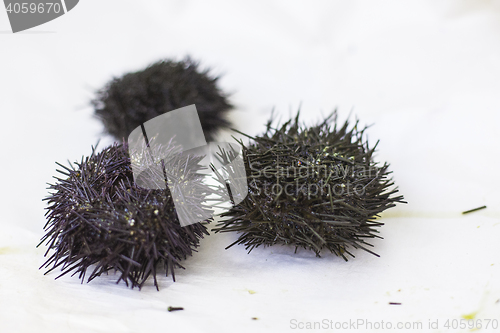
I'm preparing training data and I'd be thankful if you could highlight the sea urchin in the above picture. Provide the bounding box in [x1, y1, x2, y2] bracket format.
[214, 111, 405, 259]
[40, 142, 211, 289]
[92, 57, 233, 142]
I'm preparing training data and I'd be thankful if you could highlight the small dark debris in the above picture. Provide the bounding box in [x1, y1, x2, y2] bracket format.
[462, 205, 487, 215]
[168, 306, 184, 312]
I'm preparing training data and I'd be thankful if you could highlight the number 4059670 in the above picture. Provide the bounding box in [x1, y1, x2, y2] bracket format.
[444, 319, 498, 330]
[5, 2, 62, 14]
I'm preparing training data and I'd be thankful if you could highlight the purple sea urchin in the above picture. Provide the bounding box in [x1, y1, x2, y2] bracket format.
[40, 143, 211, 289]
[214, 112, 405, 259]
[92, 57, 233, 142]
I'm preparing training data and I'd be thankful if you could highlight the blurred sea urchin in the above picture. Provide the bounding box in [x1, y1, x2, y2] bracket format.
[92, 57, 233, 142]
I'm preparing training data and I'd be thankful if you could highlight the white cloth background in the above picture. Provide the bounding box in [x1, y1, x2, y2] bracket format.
[1, 1, 499, 332]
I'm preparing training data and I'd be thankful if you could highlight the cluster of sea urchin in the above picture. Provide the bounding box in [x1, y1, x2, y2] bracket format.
[92, 57, 233, 142]
[40, 142, 211, 289]
[214, 112, 405, 259]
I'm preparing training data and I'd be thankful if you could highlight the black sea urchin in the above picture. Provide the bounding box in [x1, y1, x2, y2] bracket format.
[40, 143, 211, 289]
[214, 112, 405, 259]
[92, 57, 233, 142]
